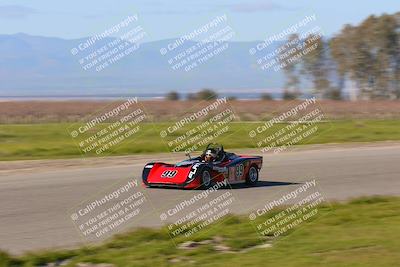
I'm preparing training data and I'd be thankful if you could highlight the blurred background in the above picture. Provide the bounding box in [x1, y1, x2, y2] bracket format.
[1, 1, 400, 267]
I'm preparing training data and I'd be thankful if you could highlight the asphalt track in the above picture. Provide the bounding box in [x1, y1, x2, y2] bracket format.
[1, 142, 400, 255]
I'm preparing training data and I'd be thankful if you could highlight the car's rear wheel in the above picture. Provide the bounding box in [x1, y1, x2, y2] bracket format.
[246, 165, 259, 185]
[201, 169, 213, 189]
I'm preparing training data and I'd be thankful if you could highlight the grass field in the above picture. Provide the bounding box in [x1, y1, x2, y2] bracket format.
[0, 196, 399, 267]
[0, 120, 399, 161]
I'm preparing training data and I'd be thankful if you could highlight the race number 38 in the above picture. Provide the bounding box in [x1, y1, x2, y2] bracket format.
[161, 170, 178, 178]
[236, 164, 244, 178]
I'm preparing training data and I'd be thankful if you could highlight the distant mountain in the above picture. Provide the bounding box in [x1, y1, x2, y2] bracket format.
[0, 33, 286, 96]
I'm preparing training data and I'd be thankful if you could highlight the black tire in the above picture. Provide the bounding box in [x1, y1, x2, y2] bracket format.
[200, 168, 213, 189]
[245, 165, 259, 185]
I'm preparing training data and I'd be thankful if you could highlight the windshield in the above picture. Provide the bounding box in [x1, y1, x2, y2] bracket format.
[175, 158, 200, 167]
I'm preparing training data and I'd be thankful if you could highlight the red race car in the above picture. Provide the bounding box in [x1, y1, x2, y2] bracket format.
[142, 143, 262, 189]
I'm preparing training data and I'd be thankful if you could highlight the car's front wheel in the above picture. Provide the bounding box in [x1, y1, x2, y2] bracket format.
[200, 168, 213, 189]
[246, 165, 259, 185]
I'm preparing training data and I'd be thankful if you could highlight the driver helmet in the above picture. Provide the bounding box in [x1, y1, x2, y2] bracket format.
[205, 149, 217, 162]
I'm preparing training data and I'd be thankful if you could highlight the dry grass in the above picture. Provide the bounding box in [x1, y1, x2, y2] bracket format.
[1, 100, 400, 123]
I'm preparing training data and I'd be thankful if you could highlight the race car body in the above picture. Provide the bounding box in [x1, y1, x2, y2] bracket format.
[142, 144, 262, 189]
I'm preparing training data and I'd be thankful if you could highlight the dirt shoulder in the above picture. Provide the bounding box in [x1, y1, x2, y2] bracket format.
[1, 100, 400, 123]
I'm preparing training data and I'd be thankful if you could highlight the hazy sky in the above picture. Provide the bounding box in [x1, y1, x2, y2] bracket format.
[0, 0, 398, 41]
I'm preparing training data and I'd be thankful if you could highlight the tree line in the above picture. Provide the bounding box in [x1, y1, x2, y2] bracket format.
[280, 12, 400, 100]
[166, 12, 400, 101]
